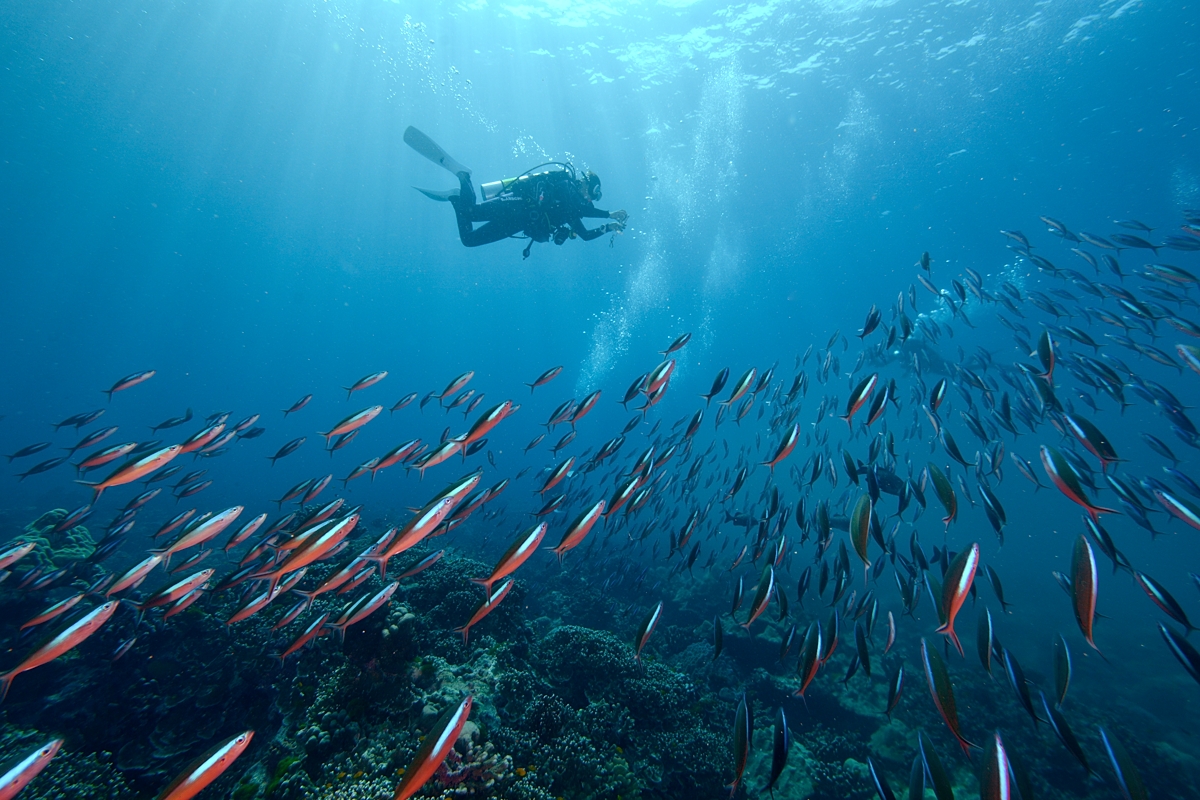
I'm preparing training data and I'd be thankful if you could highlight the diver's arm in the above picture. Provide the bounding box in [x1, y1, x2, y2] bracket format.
[568, 216, 616, 242]
[580, 207, 628, 224]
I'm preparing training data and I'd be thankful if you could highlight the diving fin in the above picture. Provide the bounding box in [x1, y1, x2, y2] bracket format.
[404, 126, 471, 177]
[414, 186, 459, 202]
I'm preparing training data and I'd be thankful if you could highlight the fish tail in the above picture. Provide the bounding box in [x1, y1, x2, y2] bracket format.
[150, 548, 172, 571]
[1086, 504, 1119, 521]
[103, 389, 113, 402]
[454, 625, 470, 645]
[0, 672, 12, 704]
[361, 554, 388, 581]
[956, 733, 976, 760]
[74, 480, 104, 503]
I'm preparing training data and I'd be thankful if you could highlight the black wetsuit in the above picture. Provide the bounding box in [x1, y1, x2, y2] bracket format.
[449, 171, 612, 248]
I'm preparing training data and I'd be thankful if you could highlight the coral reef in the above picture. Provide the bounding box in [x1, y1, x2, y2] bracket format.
[14, 508, 95, 568]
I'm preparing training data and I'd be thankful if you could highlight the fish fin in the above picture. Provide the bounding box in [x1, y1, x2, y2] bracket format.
[146, 548, 172, 571]
[0, 672, 12, 704]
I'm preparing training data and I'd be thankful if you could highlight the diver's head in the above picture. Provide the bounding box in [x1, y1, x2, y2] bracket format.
[582, 170, 602, 202]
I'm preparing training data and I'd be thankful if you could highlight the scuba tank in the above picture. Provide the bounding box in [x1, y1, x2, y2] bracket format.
[480, 163, 576, 201]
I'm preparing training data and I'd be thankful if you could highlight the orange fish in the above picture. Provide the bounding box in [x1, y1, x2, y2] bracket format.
[935, 543, 980, 657]
[0, 738, 64, 799]
[155, 731, 253, 800]
[1071, 536, 1100, 651]
[76, 445, 181, 502]
[455, 580, 513, 644]
[0, 601, 119, 702]
[920, 637, 975, 756]
[474, 523, 545, 595]
[547, 501, 605, 563]
[393, 696, 473, 800]
[319, 406, 383, 444]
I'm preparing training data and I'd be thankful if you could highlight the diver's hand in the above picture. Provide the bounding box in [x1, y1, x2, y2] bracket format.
[609, 210, 628, 224]
[605, 222, 625, 233]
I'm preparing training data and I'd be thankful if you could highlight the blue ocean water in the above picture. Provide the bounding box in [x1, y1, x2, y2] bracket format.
[2, 0, 1200, 798]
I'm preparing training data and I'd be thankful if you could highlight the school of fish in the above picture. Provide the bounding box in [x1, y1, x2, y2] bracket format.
[2, 211, 1200, 798]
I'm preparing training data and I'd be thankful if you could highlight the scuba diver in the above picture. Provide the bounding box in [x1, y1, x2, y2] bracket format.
[405, 126, 628, 258]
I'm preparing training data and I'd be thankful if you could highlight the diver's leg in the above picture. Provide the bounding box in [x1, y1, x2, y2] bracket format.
[458, 220, 524, 247]
[449, 193, 527, 247]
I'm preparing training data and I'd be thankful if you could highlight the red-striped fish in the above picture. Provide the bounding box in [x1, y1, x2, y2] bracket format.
[455, 580, 513, 644]
[0, 738, 63, 800]
[538, 457, 575, 496]
[132, 570, 215, 615]
[368, 498, 459, 577]
[154, 510, 196, 540]
[762, 424, 799, 471]
[318, 406, 383, 444]
[330, 581, 399, 639]
[920, 637, 974, 756]
[19, 592, 85, 630]
[644, 361, 675, 396]
[721, 368, 755, 407]
[457, 402, 513, 451]
[76, 445, 182, 502]
[224, 513, 267, 551]
[253, 514, 359, 593]
[103, 370, 155, 401]
[155, 506, 243, 567]
[437, 371, 474, 404]
[227, 582, 289, 625]
[411, 440, 460, 479]
[393, 696, 473, 800]
[794, 622, 822, 699]
[277, 613, 330, 663]
[841, 373, 878, 427]
[106, 554, 164, 596]
[178, 424, 225, 455]
[373, 439, 422, 479]
[75, 441, 138, 474]
[155, 731, 253, 800]
[474, 523, 545, 595]
[569, 391, 602, 427]
[0, 542, 36, 572]
[301, 475, 332, 505]
[398, 549, 444, 579]
[660, 332, 691, 356]
[1155, 489, 1200, 531]
[344, 371, 387, 399]
[935, 543, 979, 657]
[981, 731, 1012, 800]
[283, 394, 312, 416]
[741, 566, 775, 630]
[547, 501, 605, 563]
[634, 601, 664, 662]
[0, 601, 119, 702]
[1071, 536, 1100, 651]
[525, 366, 562, 393]
[1040, 445, 1116, 522]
